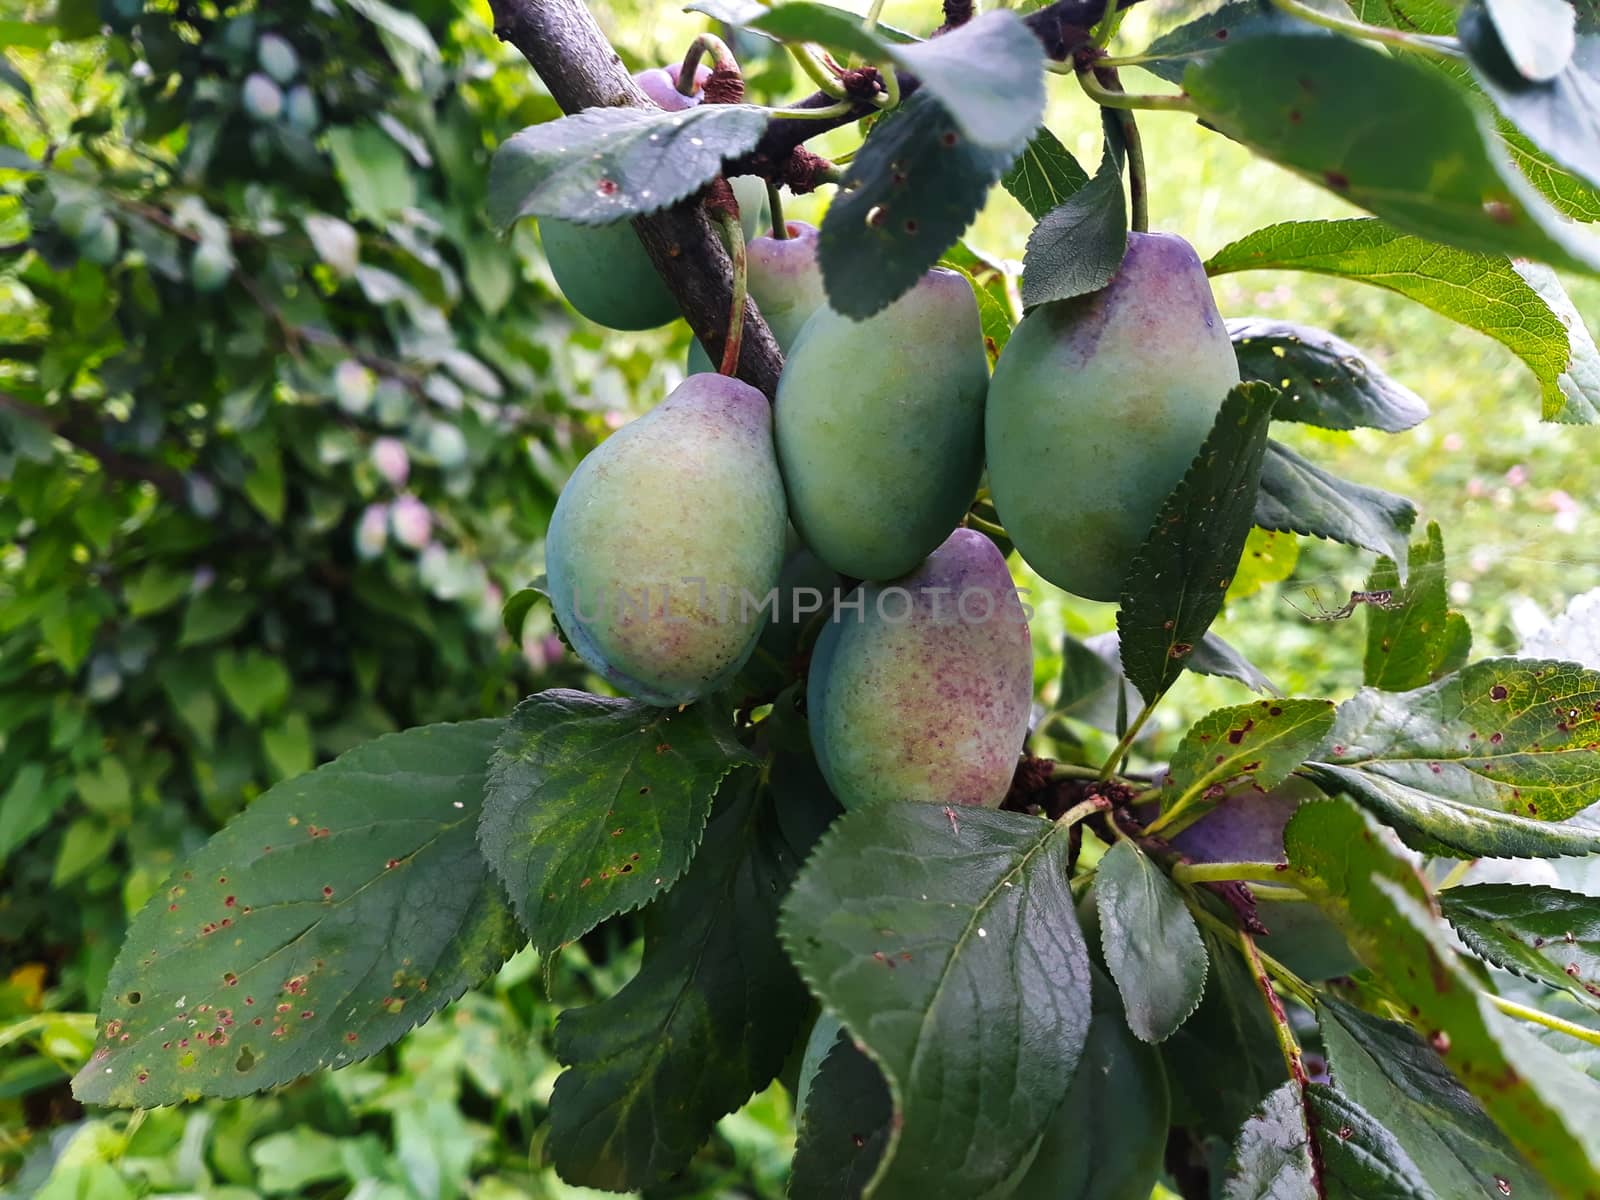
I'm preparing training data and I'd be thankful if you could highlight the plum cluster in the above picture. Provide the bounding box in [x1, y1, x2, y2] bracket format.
[539, 69, 1240, 813]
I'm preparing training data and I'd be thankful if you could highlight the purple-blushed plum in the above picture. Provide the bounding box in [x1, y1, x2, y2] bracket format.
[777, 269, 988, 581]
[545, 374, 787, 706]
[389, 494, 431, 550]
[635, 63, 711, 111]
[806, 529, 1032, 810]
[370, 436, 409, 487]
[689, 221, 827, 372]
[986, 232, 1239, 601]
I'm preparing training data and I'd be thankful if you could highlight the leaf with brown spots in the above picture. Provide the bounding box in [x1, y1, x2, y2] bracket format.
[790, 1029, 893, 1200]
[1306, 658, 1600, 858]
[1443, 884, 1600, 1014]
[73, 720, 523, 1108]
[478, 689, 752, 955]
[1167, 697, 1337, 808]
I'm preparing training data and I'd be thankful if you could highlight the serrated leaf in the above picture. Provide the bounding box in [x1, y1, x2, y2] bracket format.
[1320, 994, 1554, 1200]
[547, 768, 822, 1190]
[1307, 657, 1600, 857]
[819, 92, 1018, 318]
[1207, 219, 1600, 424]
[1184, 34, 1600, 275]
[1020, 133, 1127, 307]
[780, 802, 1091, 1200]
[1118, 382, 1276, 704]
[1308, 1083, 1434, 1199]
[1229, 317, 1430, 432]
[1140, 0, 1316, 85]
[1284, 796, 1600, 1196]
[72, 721, 523, 1107]
[1224, 1081, 1314, 1200]
[478, 689, 752, 954]
[1002, 127, 1090, 219]
[1256, 439, 1417, 564]
[1096, 840, 1208, 1042]
[1442, 884, 1600, 1013]
[789, 1033, 893, 1200]
[746, 1, 887, 57]
[1169, 698, 1338, 802]
[889, 10, 1044, 151]
[1189, 631, 1283, 696]
[487, 104, 770, 228]
[1363, 523, 1467, 690]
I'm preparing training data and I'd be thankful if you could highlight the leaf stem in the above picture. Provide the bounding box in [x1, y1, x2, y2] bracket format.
[1095, 69, 1148, 232]
[767, 182, 787, 238]
[788, 43, 847, 98]
[1099, 699, 1154, 780]
[1238, 928, 1310, 1085]
[1194, 905, 1318, 1008]
[1056, 794, 1113, 830]
[1050, 761, 1106, 781]
[1076, 68, 1196, 113]
[1173, 860, 1294, 886]
[1437, 858, 1477, 890]
[864, 0, 888, 32]
[764, 100, 861, 120]
[1486, 993, 1600, 1048]
[712, 209, 748, 377]
[1267, 0, 1461, 60]
[1091, 0, 1119, 48]
[678, 33, 739, 92]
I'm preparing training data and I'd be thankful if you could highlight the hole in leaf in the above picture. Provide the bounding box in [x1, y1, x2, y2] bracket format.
[236, 1046, 257, 1072]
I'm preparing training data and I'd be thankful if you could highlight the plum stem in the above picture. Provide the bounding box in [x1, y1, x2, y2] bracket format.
[712, 209, 749, 377]
[1090, 0, 1119, 47]
[1173, 860, 1294, 886]
[864, 0, 888, 32]
[1487, 994, 1600, 1048]
[1054, 794, 1112, 830]
[678, 33, 739, 95]
[1095, 69, 1149, 232]
[1075, 67, 1196, 113]
[767, 183, 788, 239]
[1098, 699, 1154, 780]
[1268, 0, 1461, 61]
[788, 44, 848, 98]
[963, 510, 1009, 540]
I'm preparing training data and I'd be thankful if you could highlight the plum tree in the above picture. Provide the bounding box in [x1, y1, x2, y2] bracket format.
[776, 268, 988, 581]
[545, 373, 786, 705]
[986, 232, 1238, 601]
[806, 529, 1032, 810]
[689, 221, 827, 372]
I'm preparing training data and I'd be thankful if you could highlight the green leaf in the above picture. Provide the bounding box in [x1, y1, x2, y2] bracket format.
[1185, 34, 1600, 274]
[745, 1, 886, 57]
[1139, 0, 1312, 84]
[0, 764, 68, 867]
[548, 767, 821, 1190]
[327, 125, 418, 225]
[178, 589, 254, 648]
[1474, 0, 1577, 82]
[818, 91, 1018, 319]
[1308, 1083, 1434, 1199]
[1256, 439, 1417, 564]
[1189, 631, 1282, 697]
[1207, 219, 1600, 424]
[1224, 1081, 1314, 1200]
[212, 648, 291, 722]
[1363, 523, 1467, 690]
[52, 817, 114, 886]
[71, 720, 523, 1108]
[488, 105, 769, 229]
[1307, 657, 1600, 857]
[124, 563, 191, 617]
[1002, 127, 1090, 219]
[790, 1033, 893, 1200]
[340, 0, 440, 61]
[1284, 796, 1600, 1194]
[261, 713, 314, 781]
[1442, 885, 1600, 1013]
[887, 11, 1044, 151]
[1057, 632, 1118, 717]
[478, 689, 751, 954]
[780, 802, 1091, 1200]
[1095, 841, 1208, 1043]
[1228, 317, 1430, 432]
[1118, 382, 1276, 703]
[1321, 994, 1556, 1199]
[1168, 698, 1338, 802]
[76, 757, 132, 817]
[1019, 132, 1127, 307]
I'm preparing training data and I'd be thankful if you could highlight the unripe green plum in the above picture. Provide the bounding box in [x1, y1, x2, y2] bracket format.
[1012, 965, 1169, 1200]
[807, 529, 1031, 809]
[257, 33, 299, 84]
[777, 268, 988, 581]
[986, 232, 1239, 602]
[284, 84, 320, 134]
[241, 72, 284, 122]
[190, 239, 233, 293]
[546, 373, 787, 705]
[77, 213, 121, 265]
[688, 220, 826, 371]
[1164, 778, 1360, 981]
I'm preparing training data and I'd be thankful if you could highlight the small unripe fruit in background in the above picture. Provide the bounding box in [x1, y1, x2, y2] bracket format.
[257, 33, 300, 84]
[241, 72, 285, 122]
[190, 238, 233, 294]
[334, 359, 376, 415]
[355, 503, 389, 559]
[370, 436, 410, 488]
[54, 197, 97, 239]
[425, 421, 468, 469]
[284, 84, 320, 134]
[77, 212, 121, 265]
[389, 494, 431, 550]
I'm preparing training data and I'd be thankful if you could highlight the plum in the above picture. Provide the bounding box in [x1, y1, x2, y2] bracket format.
[777, 268, 988, 581]
[986, 232, 1239, 601]
[690, 220, 828, 372]
[807, 529, 1032, 810]
[545, 373, 787, 706]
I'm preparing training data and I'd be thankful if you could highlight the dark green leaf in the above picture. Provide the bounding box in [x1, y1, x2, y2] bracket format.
[72, 721, 523, 1107]
[1255, 439, 1417, 564]
[1118, 382, 1276, 703]
[1229, 317, 1430, 432]
[487, 104, 770, 228]
[1207, 219, 1600, 424]
[1442, 884, 1600, 1013]
[1095, 841, 1207, 1042]
[780, 802, 1090, 1200]
[745, 1, 886, 58]
[1189, 631, 1282, 696]
[819, 92, 1018, 318]
[479, 689, 752, 954]
[1321, 994, 1557, 1200]
[1184, 34, 1600, 274]
[1308, 657, 1600, 856]
[1363, 523, 1467, 690]
[1020, 134, 1127, 307]
[1308, 1083, 1434, 1200]
[1002, 127, 1091, 219]
[1284, 796, 1600, 1191]
[548, 768, 820, 1189]
[889, 11, 1045, 151]
[1224, 1081, 1314, 1200]
[1057, 632, 1118, 716]
[1139, 0, 1307, 85]
[790, 1033, 893, 1200]
[1168, 698, 1338, 801]
[500, 582, 545, 643]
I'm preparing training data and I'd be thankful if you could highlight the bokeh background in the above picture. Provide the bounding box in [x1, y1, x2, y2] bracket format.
[2, 0, 1597, 1195]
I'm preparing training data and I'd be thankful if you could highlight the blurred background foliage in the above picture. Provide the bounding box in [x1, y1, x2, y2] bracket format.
[1, 0, 1597, 1195]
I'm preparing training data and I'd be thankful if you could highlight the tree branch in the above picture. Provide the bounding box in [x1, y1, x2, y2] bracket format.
[487, 0, 785, 398]
[0, 391, 187, 500]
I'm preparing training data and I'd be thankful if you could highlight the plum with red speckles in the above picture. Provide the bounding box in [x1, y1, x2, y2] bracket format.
[986, 232, 1239, 601]
[806, 529, 1032, 810]
[690, 221, 828, 371]
[777, 268, 988, 581]
[545, 373, 787, 706]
